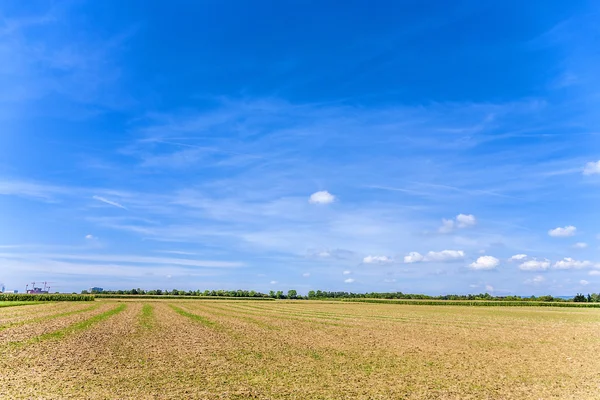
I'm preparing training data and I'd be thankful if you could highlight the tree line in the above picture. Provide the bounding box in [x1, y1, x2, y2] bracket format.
[84, 288, 600, 302]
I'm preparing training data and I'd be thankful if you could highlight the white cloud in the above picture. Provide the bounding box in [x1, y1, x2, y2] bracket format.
[404, 250, 465, 263]
[469, 256, 500, 270]
[580, 280, 589, 286]
[485, 284, 494, 292]
[344, 278, 355, 283]
[553, 258, 592, 270]
[589, 271, 600, 276]
[308, 191, 335, 205]
[92, 195, 127, 210]
[363, 255, 392, 264]
[85, 234, 96, 240]
[456, 214, 477, 228]
[270, 280, 278, 284]
[438, 219, 455, 234]
[548, 226, 577, 237]
[302, 273, 310, 277]
[519, 259, 550, 271]
[403, 252, 424, 263]
[573, 242, 588, 249]
[424, 250, 465, 262]
[342, 270, 351, 275]
[509, 254, 528, 261]
[583, 160, 600, 175]
[439, 214, 476, 233]
[525, 275, 545, 284]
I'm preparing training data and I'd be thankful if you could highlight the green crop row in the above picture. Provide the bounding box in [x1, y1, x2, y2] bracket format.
[335, 298, 600, 307]
[0, 293, 95, 302]
[95, 294, 275, 300]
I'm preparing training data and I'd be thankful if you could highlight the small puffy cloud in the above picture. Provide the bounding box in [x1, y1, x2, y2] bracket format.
[404, 250, 464, 263]
[404, 252, 424, 263]
[309, 191, 335, 204]
[485, 284, 494, 292]
[573, 242, 588, 249]
[302, 273, 310, 277]
[553, 258, 592, 270]
[580, 280, 589, 286]
[525, 275, 545, 284]
[363, 255, 392, 264]
[583, 160, 600, 175]
[424, 250, 465, 262]
[456, 214, 477, 228]
[469, 256, 500, 270]
[342, 270, 351, 275]
[519, 259, 550, 271]
[85, 234, 96, 240]
[509, 254, 528, 261]
[439, 219, 455, 234]
[383, 278, 396, 283]
[589, 270, 600, 276]
[344, 278, 355, 283]
[270, 280, 278, 284]
[439, 214, 477, 233]
[548, 226, 577, 237]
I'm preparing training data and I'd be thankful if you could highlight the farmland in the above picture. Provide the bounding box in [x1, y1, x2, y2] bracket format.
[1, 300, 600, 399]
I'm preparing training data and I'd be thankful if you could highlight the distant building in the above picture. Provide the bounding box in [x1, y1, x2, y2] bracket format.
[89, 287, 104, 293]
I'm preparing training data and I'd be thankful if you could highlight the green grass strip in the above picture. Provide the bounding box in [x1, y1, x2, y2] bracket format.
[169, 304, 218, 328]
[335, 299, 600, 307]
[0, 304, 100, 332]
[26, 303, 127, 344]
[140, 304, 154, 330]
[0, 301, 39, 308]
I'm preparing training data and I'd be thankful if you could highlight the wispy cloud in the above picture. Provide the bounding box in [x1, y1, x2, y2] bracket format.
[92, 195, 127, 210]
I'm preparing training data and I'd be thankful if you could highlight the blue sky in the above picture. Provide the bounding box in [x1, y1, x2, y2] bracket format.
[1, 1, 599, 295]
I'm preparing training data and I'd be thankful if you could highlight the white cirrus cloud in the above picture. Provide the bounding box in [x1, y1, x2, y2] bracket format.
[519, 259, 550, 271]
[583, 160, 600, 175]
[308, 191, 335, 204]
[509, 254, 528, 261]
[553, 258, 592, 270]
[439, 214, 477, 233]
[302, 273, 310, 277]
[580, 280, 589, 286]
[270, 280, 278, 284]
[469, 256, 500, 270]
[589, 271, 600, 276]
[342, 270, 351, 275]
[404, 252, 424, 263]
[344, 278, 355, 283]
[548, 226, 577, 237]
[92, 195, 127, 210]
[573, 242, 588, 249]
[363, 255, 392, 264]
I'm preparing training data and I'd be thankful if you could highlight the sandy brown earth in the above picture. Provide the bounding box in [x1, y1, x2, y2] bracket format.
[1, 300, 599, 399]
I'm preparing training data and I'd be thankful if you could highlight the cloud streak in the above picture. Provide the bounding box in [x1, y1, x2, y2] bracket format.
[92, 195, 127, 210]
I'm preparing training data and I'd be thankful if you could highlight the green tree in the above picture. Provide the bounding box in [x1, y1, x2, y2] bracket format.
[287, 289, 297, 299]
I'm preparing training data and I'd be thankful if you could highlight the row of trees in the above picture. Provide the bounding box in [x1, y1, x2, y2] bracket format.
[87, 288, 600, 302]
[573, 293, 600, 302]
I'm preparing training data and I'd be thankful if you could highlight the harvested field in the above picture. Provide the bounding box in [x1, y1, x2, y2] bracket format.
[1, 300, 600, 399]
